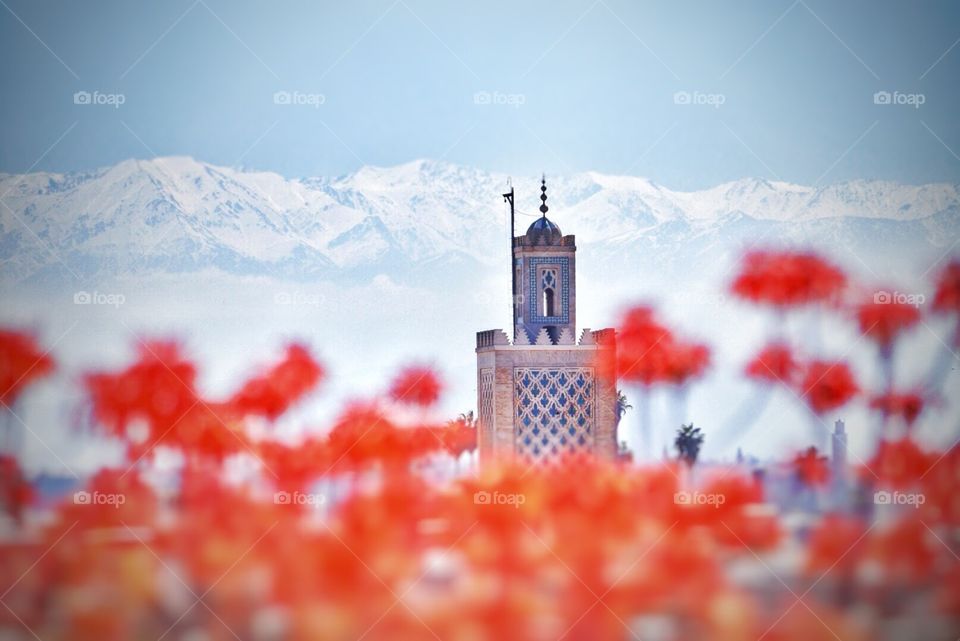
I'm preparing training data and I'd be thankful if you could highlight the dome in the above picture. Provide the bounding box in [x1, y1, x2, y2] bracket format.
[525, 216, 562, 245]
[526, 216, 561, 236]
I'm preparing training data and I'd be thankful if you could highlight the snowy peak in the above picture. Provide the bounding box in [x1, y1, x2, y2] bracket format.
[1, 157, 957, 283]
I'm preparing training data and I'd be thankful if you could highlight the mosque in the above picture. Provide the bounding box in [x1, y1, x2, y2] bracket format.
[475, 178, 619, 466]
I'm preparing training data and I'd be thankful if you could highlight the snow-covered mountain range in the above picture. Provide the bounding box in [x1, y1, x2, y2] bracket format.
[1, 157, 957, 284]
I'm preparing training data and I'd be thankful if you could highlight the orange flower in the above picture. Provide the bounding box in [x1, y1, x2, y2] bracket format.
[229, 343, 324, 420]
[388, 365, 443, 407]
[731, 250, 847, 308]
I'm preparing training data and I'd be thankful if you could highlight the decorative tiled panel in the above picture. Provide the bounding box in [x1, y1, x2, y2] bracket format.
[514, 367, 594, 465]
[479, 369, 494, 432]
[527, 256, 569, 324]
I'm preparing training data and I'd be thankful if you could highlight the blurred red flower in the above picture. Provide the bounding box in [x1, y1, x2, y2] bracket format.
[0, 329, 54, 406]
[602, 306, 710, 386]
[796, 360, 859, 414]
[229, 343, 324, 420]
[745, 342, 797, 384]
[856, 299, 921, 349]
[868, 517, 937, 584]
[793, 446, 830, 486]
[867, 437, 932, 488]
[84, 340, 198, 441]
[0, 454, 33, 521]
[933, 260, 960, 314]
[804, 513, 868, 576]
[731, 250, 847, 308]
[869, 392, 925, 426]
[388, 365, 443, 407]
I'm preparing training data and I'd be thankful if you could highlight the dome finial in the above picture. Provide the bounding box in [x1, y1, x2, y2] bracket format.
[539, 174, 548, 216]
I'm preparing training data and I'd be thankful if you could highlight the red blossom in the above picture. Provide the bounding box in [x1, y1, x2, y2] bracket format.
[869, 392, 925, 426]
[796, 360, 859, 414]
[856, 299, 921, 349]
[804, 514, 868, 576]
[730, 250, 847, 308]
[867, 437, 932, 488]
[792, 447, 830, 486]
[0, 454, 33, 521]
[83, 340, 199, 442]
[601, 306, 710, 386]
[388, 365, 443, 407]
[0, 330, 54, 406]
[229, 343, 324, 420]
[84, 341, 250, 461]
[933, 260, 960, 314]
[868, 517, 937, 584]
[745, 343, 797, 384]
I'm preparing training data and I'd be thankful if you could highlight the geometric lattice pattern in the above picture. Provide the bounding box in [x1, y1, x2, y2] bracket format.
[514, 367, 594, 465]
[479, 369, 495, 456]
[528, 256, 569, 323]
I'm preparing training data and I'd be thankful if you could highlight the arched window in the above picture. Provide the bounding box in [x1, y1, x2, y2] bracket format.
[543, 288, 555, 317]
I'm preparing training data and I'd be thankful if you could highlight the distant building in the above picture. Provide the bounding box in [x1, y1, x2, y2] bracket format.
[831, 419, 848, 479]
[475, 179, 619, 466]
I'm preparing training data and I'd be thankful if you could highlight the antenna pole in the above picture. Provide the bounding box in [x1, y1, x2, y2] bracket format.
[503, 184, 516, 330]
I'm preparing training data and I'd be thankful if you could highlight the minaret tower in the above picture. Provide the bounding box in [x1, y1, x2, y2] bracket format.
[513, 177, 577, 345]
[475, 178, 618, 467]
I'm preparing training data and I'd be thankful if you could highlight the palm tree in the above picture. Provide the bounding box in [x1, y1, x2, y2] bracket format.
[674, 423, 704, 467]
[616, 390, 632, 424]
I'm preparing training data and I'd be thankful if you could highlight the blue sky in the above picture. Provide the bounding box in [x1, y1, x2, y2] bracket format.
[1, 0, 958, 189]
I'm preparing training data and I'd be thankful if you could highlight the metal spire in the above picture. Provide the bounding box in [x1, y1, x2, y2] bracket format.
[539, 174, 548, 217]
